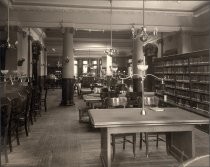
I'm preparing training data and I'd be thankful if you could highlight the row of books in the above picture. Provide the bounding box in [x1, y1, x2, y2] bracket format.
[189, 56, 209, 64]
[191, 75, 209, 82]
[191, 66, 209, 73]
[191, 83, 209, 92]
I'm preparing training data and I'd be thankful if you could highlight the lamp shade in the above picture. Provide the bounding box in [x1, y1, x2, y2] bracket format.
[137, 64, 148, 71]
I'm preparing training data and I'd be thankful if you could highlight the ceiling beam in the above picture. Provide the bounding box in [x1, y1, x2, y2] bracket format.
[194, 4, 210, 17]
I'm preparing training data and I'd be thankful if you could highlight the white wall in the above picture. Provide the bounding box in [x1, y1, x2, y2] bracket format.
[4, 27, 46, 77]
[191, 31, 210, 51]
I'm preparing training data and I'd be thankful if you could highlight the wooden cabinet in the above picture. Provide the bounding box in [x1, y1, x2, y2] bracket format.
[154, 49, 209, 132]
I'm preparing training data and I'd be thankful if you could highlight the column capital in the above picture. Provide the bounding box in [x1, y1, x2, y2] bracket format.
[65, 27, 75, 34]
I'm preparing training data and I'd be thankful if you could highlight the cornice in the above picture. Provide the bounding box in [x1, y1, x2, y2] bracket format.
[0, 0, 8, 6]
[32, 28, 46, 39]
[12, 6, 194, 17]
[193, 4, 210, 17]
[0, 19, 208, 33]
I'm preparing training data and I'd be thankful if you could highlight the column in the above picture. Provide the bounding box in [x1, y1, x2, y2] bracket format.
[61, 27, 75, 106]
[132, 35, 144, 93]
[44, 48, 47, 88]
[28, 32, 33, 81]
[179, 30, 192, 54]
[0, 31, 7, 70]
[32, 40, 42, 87]
[38, 45, 45, 88]
[106, 54, 112, 76]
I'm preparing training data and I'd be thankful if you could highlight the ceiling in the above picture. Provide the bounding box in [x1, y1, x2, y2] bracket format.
[0, 0, 209, 62]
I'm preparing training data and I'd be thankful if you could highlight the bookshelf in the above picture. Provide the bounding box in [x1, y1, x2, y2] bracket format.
[154, 49, 210, 133]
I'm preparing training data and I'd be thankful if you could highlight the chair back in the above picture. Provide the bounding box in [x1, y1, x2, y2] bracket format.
[93, 87, 102, 94]
[6, 93, 22, 114]
[126, 92, 141, 107]
[144, 96, 159, 107]
[41, 87, 48, 100]
[106, 97, 127, 108]
[140, 92, 159, 107]
[1, 97, 11, 137]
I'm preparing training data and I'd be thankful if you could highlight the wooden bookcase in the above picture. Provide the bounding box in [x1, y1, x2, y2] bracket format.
[154, 49, 210, 133]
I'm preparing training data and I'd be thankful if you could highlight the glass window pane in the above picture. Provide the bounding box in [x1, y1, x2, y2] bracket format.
[74, 65, 78, 77]
[74, 60, 78, 65]
[83, 60, 88, 65]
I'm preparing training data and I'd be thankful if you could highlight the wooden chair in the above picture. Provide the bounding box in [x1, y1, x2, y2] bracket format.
[126, 92, 141, 108]
[31, 86, 41, 121]
[1, 97, 11, 163]
[40, 87, 48, 112]
[6, 93, 23, 151]
[105, 97, 136, 160]
[139, 94, 165, 157]
[18, 87, 32, 136]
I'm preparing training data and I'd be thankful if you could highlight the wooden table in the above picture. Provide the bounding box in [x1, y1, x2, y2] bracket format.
[83, 94, 102, 108]
[89, 107, 209, 167]
[81, 88, 92, 95]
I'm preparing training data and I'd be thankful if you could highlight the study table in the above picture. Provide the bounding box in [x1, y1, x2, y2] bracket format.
[83, 94, 102, 108]
[88, 107, 209, 167]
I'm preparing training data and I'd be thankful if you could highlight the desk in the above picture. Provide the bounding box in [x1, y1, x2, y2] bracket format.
[83, 94, 102, 108]
[81, 88, 92, 94]
[89, 108, 209, 167]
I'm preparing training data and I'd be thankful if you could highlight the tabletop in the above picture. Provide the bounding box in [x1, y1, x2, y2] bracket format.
[83, 94, 102, 102]
[89, 107, 209, 128]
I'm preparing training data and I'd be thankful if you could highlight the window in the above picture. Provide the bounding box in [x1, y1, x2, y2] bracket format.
[92, 60, 97, 70]
[74, 60, 78, 77]
[83, 60, 88, 74]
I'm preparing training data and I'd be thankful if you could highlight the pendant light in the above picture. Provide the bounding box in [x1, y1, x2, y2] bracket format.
[131, 0, 158, 42]
[139, 0, 148, 42]
[6, 0, 18, 49]
[104, 0, 118, 56]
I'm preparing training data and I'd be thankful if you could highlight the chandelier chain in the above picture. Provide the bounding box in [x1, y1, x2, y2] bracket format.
[7, 0, 10, 43]
[142, 0, 145, 27]
[110, 0, 113, 49]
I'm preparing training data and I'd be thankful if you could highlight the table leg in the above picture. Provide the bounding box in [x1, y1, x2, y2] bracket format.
[100, 128, 112, 167]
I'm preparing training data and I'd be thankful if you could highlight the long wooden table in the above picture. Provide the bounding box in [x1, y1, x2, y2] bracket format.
[83, 94, 102, 108]
[88, 107, 209, 167]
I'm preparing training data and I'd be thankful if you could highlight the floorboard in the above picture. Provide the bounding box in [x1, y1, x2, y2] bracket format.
[1, 89, 209, 167]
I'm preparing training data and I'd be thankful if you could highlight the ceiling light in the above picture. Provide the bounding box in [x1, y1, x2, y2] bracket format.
[139, 0, 149, 42]
[104, 0, 118, 56]
[131, 0, 158, 42]
[3, 0, 17, 49]
[7, 0, 18, 49]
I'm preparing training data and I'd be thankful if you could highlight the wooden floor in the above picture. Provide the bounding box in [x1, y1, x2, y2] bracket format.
[1, 89, 209, 167]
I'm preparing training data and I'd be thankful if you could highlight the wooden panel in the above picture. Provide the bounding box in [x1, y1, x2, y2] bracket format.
[169, 131, 195, 161]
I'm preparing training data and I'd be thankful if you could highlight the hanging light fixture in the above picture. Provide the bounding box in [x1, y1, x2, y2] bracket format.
[6, 0, 11, 48]
[104, 0, 118, 56]
[3, 0, 18, 49]
[131, 0, 158, 42]
[139, 0, 148, 42]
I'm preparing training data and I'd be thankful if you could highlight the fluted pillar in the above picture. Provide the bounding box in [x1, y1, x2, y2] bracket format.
[61, 27, 75, 106]
[132, 36, 144, 93]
